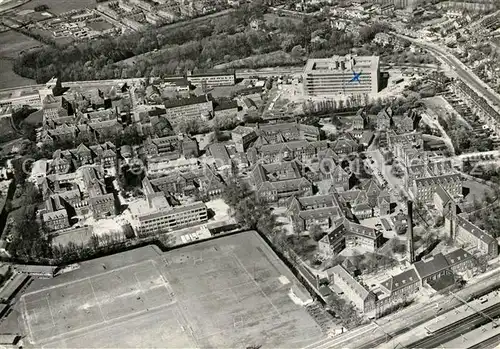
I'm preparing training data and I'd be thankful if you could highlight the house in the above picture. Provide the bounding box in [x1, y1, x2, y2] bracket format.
[287, 194, 343, 232]
[413, 253, 452, 287]
[359, 131, 374, 149]
[246, 140, 318, 164]
[376, 106, 393, 131]
[163, 94, 214, 126]
[379, 268, 419, 302]
[144, 135, 180, 157]
[251, 161, 312, 205]
[318, 218, 383, 257]
[394, 109, 420, 133]
[213, 100, 238, 119]
[331, 136, 358, 155]
[208, 143, 231, 170]
[318, 224, 347, 257]
[450, 214, 498, 258]
[433, 185, 453, 215]
[42, 210, 70, 232]
[412, 173, 462, 203]
[232, 126, 258, 153]
[444, 248, 476, 274]
[253, 122, 320, 143]
[352, 109, 366, 130]
[327, 265, 377, 313]
[181, 136, 199, 158]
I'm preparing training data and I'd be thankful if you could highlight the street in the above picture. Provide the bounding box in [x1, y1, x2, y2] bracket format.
[394, 33, 500, 110]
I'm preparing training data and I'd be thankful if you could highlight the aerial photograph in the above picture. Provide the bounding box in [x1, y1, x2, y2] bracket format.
[2, 0, 500, 348]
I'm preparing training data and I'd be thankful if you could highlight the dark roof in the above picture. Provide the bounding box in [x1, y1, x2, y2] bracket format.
[444, 248, 474, 267]
[188, 70, 235, 77]
[434, 185, 452, 203]
[214, 100, 238, 111]
[380, 268, 418, 293]
[413, 253, 450, 279]
[455, 215, 495, 244]
[164, 94, 212, 109]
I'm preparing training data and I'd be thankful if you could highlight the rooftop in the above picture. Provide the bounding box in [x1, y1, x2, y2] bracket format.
[304, 55, 380, 73]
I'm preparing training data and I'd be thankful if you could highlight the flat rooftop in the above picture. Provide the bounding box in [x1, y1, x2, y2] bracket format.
[18, 231, 324, 348]
[304, 55, 380, 73]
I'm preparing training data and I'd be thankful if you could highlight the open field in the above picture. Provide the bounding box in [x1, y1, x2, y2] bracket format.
[19, 231, 324, 348]
[14, 0, 96, 15]
[0, 59, 36, 89]
[0, 30, 42, 89]
[0, 30, 44, 58]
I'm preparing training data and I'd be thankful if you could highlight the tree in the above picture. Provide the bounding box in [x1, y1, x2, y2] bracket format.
[310, 224, 325, 241]
[291, 45, 306, 59]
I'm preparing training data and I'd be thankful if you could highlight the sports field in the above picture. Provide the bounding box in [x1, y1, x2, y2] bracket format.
[20, 231, 324, 348]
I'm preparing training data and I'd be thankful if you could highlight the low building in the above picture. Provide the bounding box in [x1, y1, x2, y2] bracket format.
[379, 268, 419, 303]
[232, 126, 258, 153]
[413, 253, 452, 286]
[251, 161, 312, 205]
[213, 100, 238, 119]
[164, 95, 214, 125]
[287, 194, 343, 232]
[451, 214, 498, 258]
[133, 179, 208, 235]
[254, 121, 320, 143]
[186, 70, 236, 88]
[327, 265, 377, 313]
[319, 218, 383, 257]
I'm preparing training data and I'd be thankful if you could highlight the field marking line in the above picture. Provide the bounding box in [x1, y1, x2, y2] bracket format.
[133, 272, 143, 293]
[232, 253, 281, 316]
[173, 303, 200, 348]
[45, 297, 56, 327]
[88, 279, 107, 323]
[40, 299, 179, 347]
[21, 296, 35, 344]
[23, 259, 156, 297]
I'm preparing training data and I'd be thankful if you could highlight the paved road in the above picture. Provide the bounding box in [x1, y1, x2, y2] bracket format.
[409, 302, 500, 348]
[394, 33, 500, 109]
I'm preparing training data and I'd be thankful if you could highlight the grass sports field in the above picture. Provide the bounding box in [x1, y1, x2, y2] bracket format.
[20, 231, 324, 348]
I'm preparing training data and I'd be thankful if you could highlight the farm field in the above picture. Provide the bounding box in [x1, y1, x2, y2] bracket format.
[0, 30, 42, 89]
[19, 232, 324, 348]
[14, 0, 96, 15]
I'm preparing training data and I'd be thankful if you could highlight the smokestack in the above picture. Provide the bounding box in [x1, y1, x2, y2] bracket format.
[448, 201, 453, 240]
[407, 200, 415, 264]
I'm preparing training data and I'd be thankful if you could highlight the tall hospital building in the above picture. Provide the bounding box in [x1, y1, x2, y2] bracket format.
[303, 55, 380, 96]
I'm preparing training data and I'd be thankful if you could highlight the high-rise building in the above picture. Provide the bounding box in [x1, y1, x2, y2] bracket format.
[303, 55, 380, 97]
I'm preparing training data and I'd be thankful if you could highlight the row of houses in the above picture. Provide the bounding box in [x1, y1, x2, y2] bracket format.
[327, 246, 477, 314]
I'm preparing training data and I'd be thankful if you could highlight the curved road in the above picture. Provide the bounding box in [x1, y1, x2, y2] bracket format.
[393, 33, 500, 109]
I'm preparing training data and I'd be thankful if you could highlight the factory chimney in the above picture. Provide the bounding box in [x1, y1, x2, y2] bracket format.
[407, 200, 415, 264]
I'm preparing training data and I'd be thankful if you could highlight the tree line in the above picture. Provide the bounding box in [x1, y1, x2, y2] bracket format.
[13, 3, 387, 83]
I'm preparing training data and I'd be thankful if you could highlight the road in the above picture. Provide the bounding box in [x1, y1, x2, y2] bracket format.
[394, 33, 500, 109]
[408, 302, 500, 348]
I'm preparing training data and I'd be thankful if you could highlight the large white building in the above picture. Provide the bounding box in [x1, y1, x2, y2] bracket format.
[303, 55, 380, 96]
